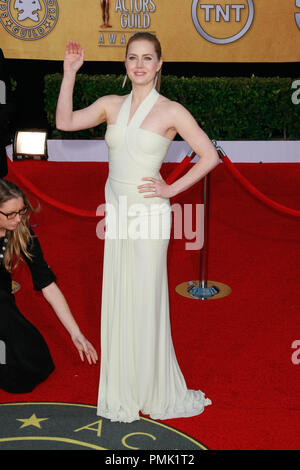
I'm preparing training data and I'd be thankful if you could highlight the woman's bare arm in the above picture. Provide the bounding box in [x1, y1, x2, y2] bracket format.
[138, 101, 219, 198]
[56, 40, 108, 131]
[42, 282, 98, 364]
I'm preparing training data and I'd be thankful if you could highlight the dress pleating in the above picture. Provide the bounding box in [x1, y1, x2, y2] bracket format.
[97, 88, 211, 422]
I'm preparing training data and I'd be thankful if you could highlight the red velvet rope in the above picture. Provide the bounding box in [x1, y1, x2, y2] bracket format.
[167, 148, 300, 217]
[7, 158, 98, 218]
[7, 150, 300, 218]
[220, 153, 300, 218]
[165, 151, 196, 184]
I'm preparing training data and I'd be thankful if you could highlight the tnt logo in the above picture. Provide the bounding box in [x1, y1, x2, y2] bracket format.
[0, 80, 6, 104]
[191, 0, 254, 44]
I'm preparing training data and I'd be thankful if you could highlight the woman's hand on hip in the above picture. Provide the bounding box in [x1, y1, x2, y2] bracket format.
[138, 176, 175, 199]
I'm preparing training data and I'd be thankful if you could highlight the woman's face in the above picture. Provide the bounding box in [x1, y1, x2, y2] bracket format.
[0, 197, 26, 233]
[125, 39, 162, 87]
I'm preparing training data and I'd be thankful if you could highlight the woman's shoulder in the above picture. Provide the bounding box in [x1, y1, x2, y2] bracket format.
[157, 94, 189, 115]
[99, 94, 129, 123]
[158, 94, 185, 108]
[98, 94, 128, 105]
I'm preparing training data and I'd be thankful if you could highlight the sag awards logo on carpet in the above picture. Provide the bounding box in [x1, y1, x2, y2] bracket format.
[0, 0, 58, 40]
[0, 402, 208, 450]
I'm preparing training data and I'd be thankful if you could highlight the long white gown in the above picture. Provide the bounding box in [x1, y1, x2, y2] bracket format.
[97, 87, 211, 422]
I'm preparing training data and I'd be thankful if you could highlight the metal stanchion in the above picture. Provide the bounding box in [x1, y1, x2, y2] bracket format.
[175, 140, 232, 300]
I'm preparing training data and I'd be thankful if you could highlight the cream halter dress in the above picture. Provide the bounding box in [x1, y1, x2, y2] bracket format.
[97, 87, 211, 422]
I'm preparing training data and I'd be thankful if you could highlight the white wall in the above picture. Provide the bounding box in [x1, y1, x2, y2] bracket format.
[6, 140, 300, 163]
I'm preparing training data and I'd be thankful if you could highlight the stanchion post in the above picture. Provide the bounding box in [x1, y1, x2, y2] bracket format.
[174, 140, 232, 300]
[187, 169, 219, 299]
[199, 174, 209, 289]
[185, 140, 228, 299]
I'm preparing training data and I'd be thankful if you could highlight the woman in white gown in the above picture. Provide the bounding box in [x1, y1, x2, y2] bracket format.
[56, 33, 219, 422]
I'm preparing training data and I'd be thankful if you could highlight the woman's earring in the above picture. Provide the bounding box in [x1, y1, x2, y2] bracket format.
[154, 72, 158, 88]
[122, 74, 127, 89]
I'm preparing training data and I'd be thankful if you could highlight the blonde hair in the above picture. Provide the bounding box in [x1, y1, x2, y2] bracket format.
[0, 179, 38, 272]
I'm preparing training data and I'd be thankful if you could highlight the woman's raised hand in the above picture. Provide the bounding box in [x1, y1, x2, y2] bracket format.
[64, 40, 84, 74]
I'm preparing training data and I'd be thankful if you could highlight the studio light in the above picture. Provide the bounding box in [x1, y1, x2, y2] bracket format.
[13, 130, 48, 160]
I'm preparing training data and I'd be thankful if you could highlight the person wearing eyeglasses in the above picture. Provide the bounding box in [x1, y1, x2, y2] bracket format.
[0, 178, 98, 394]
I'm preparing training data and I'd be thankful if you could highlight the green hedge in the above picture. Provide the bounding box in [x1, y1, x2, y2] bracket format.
[44, 73, 300, 140]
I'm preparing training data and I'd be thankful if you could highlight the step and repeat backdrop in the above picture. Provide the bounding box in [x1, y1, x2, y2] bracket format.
[0, 0, 300, 62]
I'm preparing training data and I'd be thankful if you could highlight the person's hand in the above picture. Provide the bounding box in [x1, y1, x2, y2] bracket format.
[71, 331, 98, 365]
[64, 40, 84, 74]
[138, 175, 175, 199]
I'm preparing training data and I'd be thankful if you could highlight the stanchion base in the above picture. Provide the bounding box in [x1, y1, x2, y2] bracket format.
[188, 282, 219, 299]
[175, 280, 232, 300]
[12, 281, 21, 294]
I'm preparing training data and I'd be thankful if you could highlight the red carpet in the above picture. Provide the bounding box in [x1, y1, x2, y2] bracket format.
[1, 160, 300, 450]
